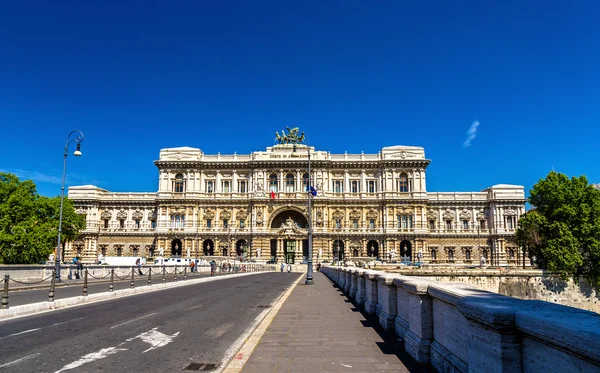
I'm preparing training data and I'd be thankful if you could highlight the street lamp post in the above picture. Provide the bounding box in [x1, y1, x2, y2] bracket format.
[292, 141, 314, 285]
[55, 130, 84, 281]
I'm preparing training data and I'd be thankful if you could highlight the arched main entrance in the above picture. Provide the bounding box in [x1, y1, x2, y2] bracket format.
[171, 239, 182, 257]
[367, 240, 379, 258]
[203, 239, 214, 256]
[270, 210, 308, 228]
[332, 240, 345, 261]
[236, 239, 248, 258]
[400, 240, 412, 261]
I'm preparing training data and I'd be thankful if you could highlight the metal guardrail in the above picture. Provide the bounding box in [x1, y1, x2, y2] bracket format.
[1, 264, 274, 310]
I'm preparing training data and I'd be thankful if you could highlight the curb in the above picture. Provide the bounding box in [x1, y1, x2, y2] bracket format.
[0, 271, 273, 322]
[220, 274, 303, 373]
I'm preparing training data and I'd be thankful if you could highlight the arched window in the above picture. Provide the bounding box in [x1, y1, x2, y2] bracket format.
[302, 173, 309, 191]
[431, 249, 437, 260]
[398, 173, 409, 192]
[269, 174, 278, 192]
[175, 174, 185, 193]
[447, 248, 454, 261]
[508, 249, 515, 259]
[465, 248, 471, 260]
[286, 173, 295, 192]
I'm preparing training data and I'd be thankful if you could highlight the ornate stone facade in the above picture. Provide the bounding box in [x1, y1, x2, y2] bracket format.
[67, 143, 526, 266]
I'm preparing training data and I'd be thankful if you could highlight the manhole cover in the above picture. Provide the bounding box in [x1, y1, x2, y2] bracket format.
[184, 362, 218, 371]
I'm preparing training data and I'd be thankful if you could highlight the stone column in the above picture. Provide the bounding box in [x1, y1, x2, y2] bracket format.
[355, 269, 366, 305]
[458, 296, 523, 373]
[376, 275, 397, 330]
[364, 271, 379, 314]
[402, 279, 434, 364]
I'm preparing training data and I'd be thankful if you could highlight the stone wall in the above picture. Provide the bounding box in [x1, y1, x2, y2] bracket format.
[322, 266, 600, 373]
[385, 268, 600, 313]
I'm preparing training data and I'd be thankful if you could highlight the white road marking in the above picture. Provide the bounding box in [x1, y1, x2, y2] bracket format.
[109, 312, 157, 329]
[54, 347, 126, 373]
[0, 353, 40, 369]
[125, 327, 180, 353]
[52, 317, 83, 327]
[341, 363, 353, 367]
[189, 304, 203, 310]
[205, 323, 233, 338]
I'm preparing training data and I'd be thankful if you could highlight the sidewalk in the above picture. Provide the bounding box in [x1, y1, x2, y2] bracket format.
[240, 272, 428, 373]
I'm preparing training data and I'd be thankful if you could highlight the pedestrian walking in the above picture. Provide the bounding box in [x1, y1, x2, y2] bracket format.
[287, 263, 291, 273]
[190, 260, 195, 273]
[136, 258, 144, 275]
[210, 260, 216, 276]
[280, 262, 285, 272]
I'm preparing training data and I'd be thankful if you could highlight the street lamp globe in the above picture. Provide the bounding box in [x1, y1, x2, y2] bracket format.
[73, 143, 82, 156]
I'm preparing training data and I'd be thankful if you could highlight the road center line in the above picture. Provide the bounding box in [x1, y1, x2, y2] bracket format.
[0, 328, 41, 339]
[52, 317, 84, 327]
[0, 353, 41, 368]
[109, 313, 158, 329]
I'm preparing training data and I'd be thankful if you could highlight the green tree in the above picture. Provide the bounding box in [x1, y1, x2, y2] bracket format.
[517, 171, 600, 286]
[0, 173, 86, 264]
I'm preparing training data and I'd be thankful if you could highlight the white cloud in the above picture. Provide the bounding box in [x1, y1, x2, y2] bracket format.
[0, 169, 99, 186]
[463, 120, 480, 148]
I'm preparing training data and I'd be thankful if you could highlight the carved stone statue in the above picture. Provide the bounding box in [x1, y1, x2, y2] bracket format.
[256, 248, 261, 258]
[159, 247, 164, 256]
[187, 248, 190, 258]
[275, 126, 306, 145]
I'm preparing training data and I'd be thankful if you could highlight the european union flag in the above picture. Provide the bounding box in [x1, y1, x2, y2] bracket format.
[309, 186, 317, 196]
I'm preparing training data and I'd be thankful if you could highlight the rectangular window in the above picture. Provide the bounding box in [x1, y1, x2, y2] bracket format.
[335, 219, 341, 229]
[135, 219, 140, 229]
[285, 176, 295, 192]
[369, 219, 375, 229]
[222, 180, 231, 193]
[239, 219, 245, 228]
[206, 219, 212, 228]
[206, 181, 214, 193]
[238, 180, 247, 193]
[480, 220, 487, 230]
[223, 219, 228, 228]
[447, 247, 454, 260]
[431, 249, 437, 260]
[151, 220, 157, 229]
[104, 220, 109, 229]
[119, 220, 125, 228]
[465, 248, 472, 260]
[429, 220, 435, 230]
[333, 180, 343, 193]
[445, 220, 452, 230]
[351, 180, 359, 193]
[400, 215, 413, 229]
[506, 216, 515, 230]
[352, 219, 359, 229]
[368, 180, 377, 193]
[462, 220, 469, 230]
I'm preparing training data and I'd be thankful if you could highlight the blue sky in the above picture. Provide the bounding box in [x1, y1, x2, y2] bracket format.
[1, 1, 599, 200]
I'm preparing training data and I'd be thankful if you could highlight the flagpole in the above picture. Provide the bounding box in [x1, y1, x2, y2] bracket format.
[305, 142, 314, 285]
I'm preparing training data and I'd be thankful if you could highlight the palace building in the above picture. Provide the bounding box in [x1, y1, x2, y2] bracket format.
[67, 131, 527, 266]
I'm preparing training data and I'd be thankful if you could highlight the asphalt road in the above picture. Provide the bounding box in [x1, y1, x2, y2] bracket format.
[0, 272, 301, 373]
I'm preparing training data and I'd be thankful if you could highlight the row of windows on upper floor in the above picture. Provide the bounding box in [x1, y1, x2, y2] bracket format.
[172, 173, 413, 193]
[428, 246, 521, 261]
[101, 215, 516, 231]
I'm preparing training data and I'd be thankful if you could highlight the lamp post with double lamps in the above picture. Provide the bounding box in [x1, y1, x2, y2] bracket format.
[55, 130, 84, 281]
[291, 140, 314, 285]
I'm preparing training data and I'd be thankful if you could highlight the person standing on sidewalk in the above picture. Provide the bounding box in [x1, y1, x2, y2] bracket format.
[210, 260, 216, 276]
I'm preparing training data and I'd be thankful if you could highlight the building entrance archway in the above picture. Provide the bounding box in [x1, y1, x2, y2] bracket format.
[332, 240, 345, 261]
[270, 210, 308, 229]
[171, 239, 182, 257]
[400, 240, 412, 261]
[236, 239, 248, 258]
[367, 240, 379, 258]
[203, 239, 214, 256]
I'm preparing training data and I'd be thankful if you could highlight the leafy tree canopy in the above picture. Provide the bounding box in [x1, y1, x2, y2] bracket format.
[517, 171, 600, 286]
[0, 173, 86, 264]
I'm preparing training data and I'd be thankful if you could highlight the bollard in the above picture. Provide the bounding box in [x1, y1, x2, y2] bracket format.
[2, 274, 9, 309]
[162, 265, 166, 284]
[183, 267, 187, 280]
[147, 267, 152, 286]
[130, 267, 135, 288]
[109, 269, 114, 292]
[48, 271, 56, 302]
[174, 265, 178, 282]
[82, 269, 88, 296]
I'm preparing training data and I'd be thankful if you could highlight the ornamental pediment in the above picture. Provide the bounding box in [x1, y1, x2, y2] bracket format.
[277, 217, 307, 237]
[159, 147, 202, 161]
[381, 146, 425, 160]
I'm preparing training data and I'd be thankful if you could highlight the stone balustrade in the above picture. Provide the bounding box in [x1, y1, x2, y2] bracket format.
[321, 266, 600, 373]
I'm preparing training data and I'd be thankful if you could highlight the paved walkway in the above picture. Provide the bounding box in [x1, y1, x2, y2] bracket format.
[240, 272, 427, 373]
